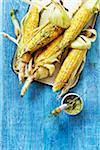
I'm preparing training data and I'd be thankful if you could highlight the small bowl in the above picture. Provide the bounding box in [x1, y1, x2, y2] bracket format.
[61, 93, 84, 116]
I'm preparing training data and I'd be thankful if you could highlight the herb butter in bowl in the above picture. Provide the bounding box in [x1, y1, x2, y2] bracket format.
[61, 93, 84, 115]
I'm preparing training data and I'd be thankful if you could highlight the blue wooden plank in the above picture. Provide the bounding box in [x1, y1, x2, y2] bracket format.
[0, 0, 100, 150]
[0, 1, 3, 150]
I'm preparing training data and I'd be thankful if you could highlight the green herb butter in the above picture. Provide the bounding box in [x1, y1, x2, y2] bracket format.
[63, 95, 83, 115]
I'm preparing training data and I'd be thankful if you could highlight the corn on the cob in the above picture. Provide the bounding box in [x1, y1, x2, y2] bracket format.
[34, 35, 63, 65]
[13, 5, 39, 83]
[53, 48, 87, 92]
[21, 0, 99, 96]
[58, 57, 86, 98]
[17, 5, 39, 57]
[55, 0, 97, 51]
[18, 23, 64, 58]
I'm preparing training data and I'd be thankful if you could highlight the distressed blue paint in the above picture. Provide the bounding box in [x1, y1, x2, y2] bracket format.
[0, 0, 100, 150]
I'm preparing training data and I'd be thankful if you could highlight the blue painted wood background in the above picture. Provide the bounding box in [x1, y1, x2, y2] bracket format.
[0, 0, 100, 150]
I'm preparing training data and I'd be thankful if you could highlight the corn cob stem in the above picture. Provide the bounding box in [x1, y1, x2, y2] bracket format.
[0, 32, 19, 45]
[21, 66, 49, 96]
[10, 8, 21, 38]
[17, 55, 31, 84]
[21, 75, 34, 96]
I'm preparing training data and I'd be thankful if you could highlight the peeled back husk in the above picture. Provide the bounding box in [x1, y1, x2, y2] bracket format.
[70, 29, 97, 50]
[48, 0, 71, 29]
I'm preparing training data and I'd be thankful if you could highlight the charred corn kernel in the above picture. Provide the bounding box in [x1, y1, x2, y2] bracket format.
[34, 35, 63, 64]
[19, 23, 64, 57]
[53, 48, 87, 92]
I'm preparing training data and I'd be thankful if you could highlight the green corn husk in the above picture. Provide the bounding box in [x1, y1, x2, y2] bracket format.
[48, 0, 71, 29]
[10, 8, 21, 38]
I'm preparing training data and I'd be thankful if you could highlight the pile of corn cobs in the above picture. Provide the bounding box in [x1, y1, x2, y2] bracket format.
[7, 0, 99, 97]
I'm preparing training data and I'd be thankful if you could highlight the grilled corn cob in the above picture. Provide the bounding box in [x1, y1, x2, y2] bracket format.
[54, 0, 98, 52]
[58, 57, 86, 98]
[20, 0, 99, 96]
[13, 5, 39, 83]
[18, 23, 64, 58]
[53, 48, 87, 92]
